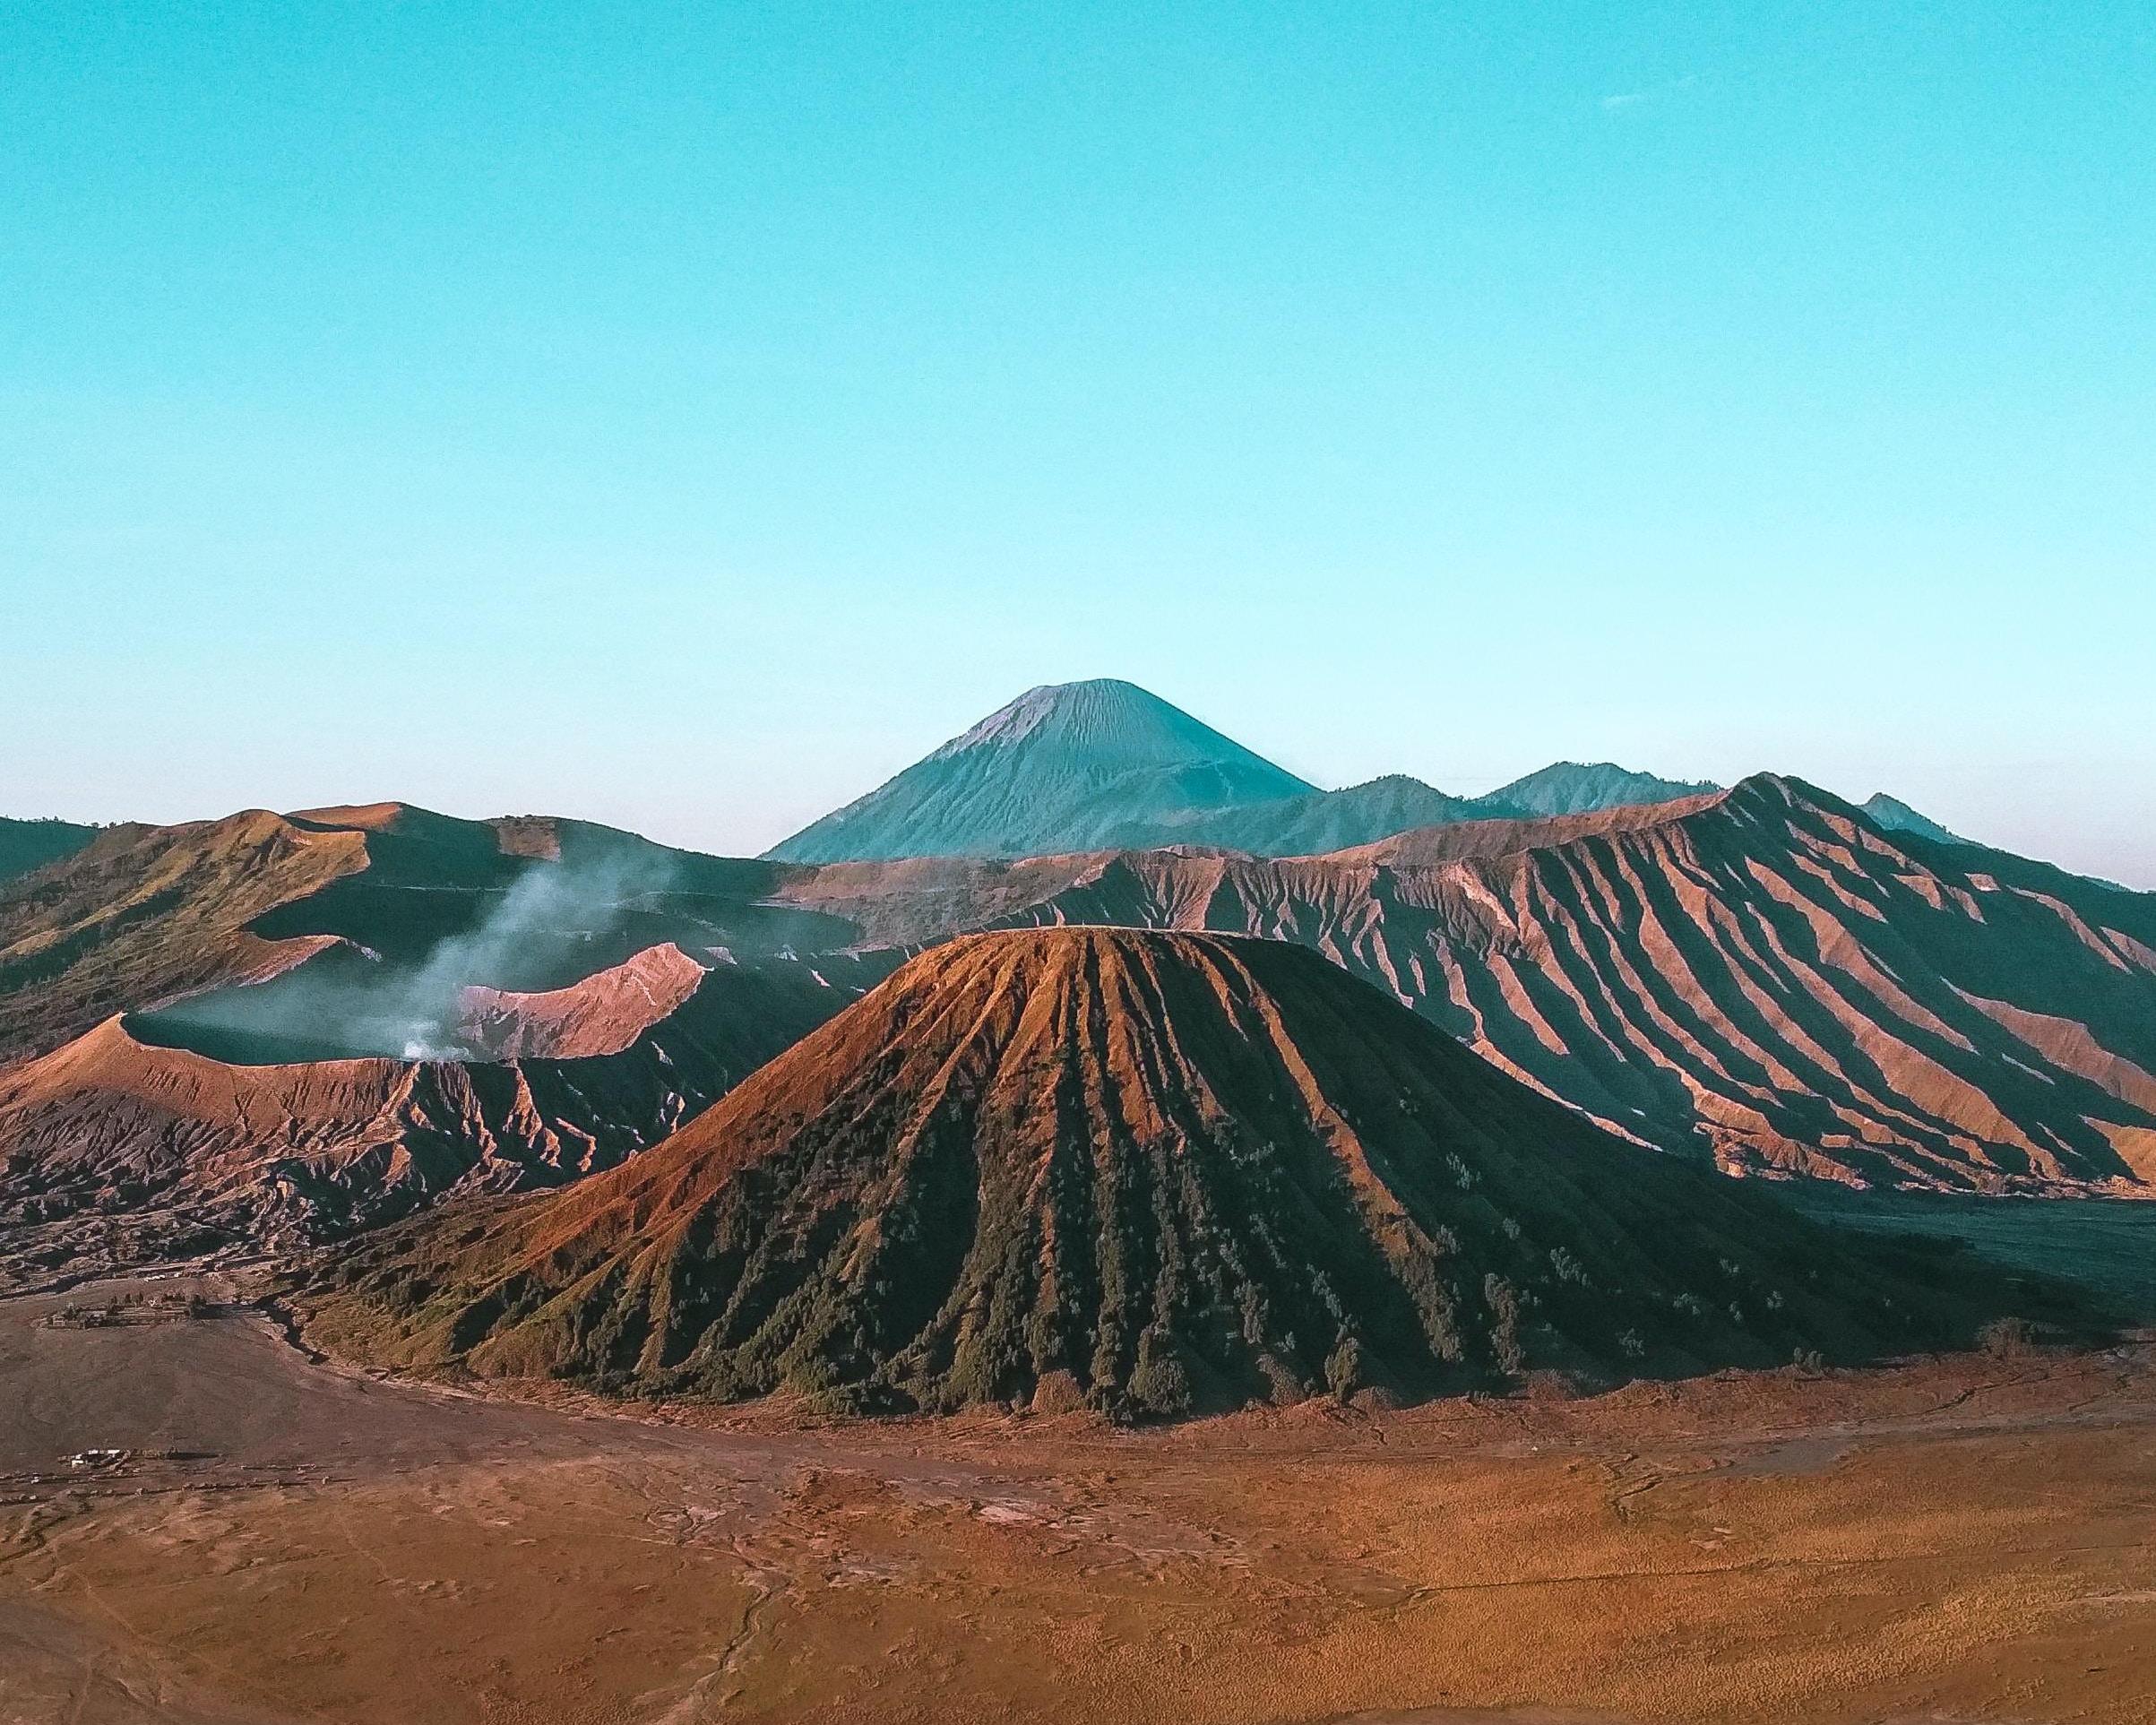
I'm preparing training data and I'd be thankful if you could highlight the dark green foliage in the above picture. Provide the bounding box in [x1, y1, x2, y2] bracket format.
[1128, 1328, 1194, 1417]
[1324, 1334, 1364, 1401]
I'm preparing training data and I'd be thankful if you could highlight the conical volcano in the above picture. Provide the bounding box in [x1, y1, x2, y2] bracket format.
[308, 927, 2074, 1416]
[763, 679, 1315, 862]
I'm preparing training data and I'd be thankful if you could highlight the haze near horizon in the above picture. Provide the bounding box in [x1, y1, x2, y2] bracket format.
[4, 4, 2150, 883]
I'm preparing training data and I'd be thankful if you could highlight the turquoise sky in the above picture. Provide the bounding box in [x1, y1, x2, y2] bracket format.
[4, 4, 2151, 882]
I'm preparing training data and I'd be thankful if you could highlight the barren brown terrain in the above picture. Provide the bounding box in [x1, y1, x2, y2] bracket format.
[304, 928, 2091, 1416]
[0, 947, 875, 1290]
[5, 1259, 2156, 1724]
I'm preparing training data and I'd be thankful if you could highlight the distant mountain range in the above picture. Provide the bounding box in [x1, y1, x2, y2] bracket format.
[766, 679, 1721, 863]
[4, 676, 2139, 1319]
[772, 774, 2156, 1193]
[1489, 760, 1718, 819]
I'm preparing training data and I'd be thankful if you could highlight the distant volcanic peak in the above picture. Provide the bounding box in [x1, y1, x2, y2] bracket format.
[1863, 793, 1968, 847]
[930, 679, 1119, 755]
[314, 922, 2033, 1418]
[923, 678, 1313, 787]
[762, 680, 1314, 864]
[1486, 761, 1721, 819]
[1294, 775, 1480, 820]
[1718, 771, 1881, 830]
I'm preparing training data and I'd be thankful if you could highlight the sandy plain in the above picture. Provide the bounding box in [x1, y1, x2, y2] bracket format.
[4, 1253, 2156, 1725]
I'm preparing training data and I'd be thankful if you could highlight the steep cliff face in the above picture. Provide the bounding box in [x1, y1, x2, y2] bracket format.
[305, 928, 2069, 1417]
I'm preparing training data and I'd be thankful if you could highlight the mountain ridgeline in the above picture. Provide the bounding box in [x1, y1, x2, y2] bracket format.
[764, 679, 1721, 863]
[1863, 793, 1968, 846]
[1488, 762, 1718, 819]
[303, 929, 2068, 1417]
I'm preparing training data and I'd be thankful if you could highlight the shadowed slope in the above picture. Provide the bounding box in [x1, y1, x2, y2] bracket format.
[0, 817, 105, 885]
[263, 802, 849, 982]
[0, 800, 858, 1073]
[305, 928, 2063, 1418]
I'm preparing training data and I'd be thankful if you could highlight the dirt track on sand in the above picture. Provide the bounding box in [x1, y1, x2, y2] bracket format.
[5, 1274, 2156, 1724]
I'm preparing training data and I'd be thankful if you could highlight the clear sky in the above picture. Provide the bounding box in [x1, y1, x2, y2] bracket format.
[4, 4, 2151, 883]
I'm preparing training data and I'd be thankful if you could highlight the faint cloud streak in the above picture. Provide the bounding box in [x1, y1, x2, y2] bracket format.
[1601, 74, 1700, 114]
